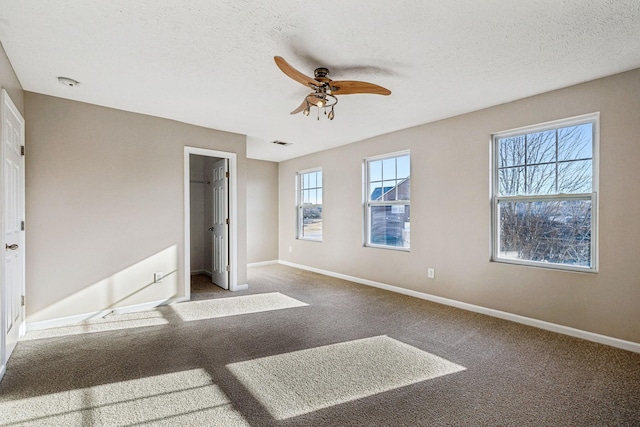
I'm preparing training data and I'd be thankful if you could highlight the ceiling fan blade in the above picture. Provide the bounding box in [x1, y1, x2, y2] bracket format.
[330, 80, 391, 96]
[275, 56, 321, 88]
[290, 98, 309, 115]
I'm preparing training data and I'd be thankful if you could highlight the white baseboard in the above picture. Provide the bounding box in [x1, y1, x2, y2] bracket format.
[278, 260, 640, 354]
[26, 296, 188, 332]
[27, 309, 113, 331]
[248, 260, 279, 268]
[232, 283, 249, 291]
[191, 269, 212, 276]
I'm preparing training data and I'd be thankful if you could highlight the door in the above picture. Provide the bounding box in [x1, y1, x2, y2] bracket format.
[1, 90, 25, 368]
[210, 158, 229, 289]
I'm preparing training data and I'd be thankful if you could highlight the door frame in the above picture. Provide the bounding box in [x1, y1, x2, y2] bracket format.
[1, 89, 26, 382]
[184, 147, 239, 299]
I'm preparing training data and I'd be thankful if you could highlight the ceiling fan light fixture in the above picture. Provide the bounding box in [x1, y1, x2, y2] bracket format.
[328, 108, 335, 120]
[303, 105, 310, 116]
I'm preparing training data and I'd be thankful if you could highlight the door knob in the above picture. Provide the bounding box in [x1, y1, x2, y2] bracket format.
[208, 227, 214, 232]
[6, 243, 18, 250]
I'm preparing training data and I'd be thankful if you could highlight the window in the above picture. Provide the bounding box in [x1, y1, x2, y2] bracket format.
[297, 169, 322, 241]
[492, 114, 598, 271]
[365, 152, 410, 249]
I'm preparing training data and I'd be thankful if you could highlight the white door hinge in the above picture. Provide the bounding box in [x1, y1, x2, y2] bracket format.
[21, 295, 25, 306]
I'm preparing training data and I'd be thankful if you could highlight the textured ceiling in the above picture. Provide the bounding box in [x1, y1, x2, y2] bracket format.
[1, 1, 639, 161]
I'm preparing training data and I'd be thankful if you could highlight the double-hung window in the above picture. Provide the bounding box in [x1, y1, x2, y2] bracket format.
[492, 114, 598, 272]
[297, 168, 323, 241]
[365, 152, 410, 249]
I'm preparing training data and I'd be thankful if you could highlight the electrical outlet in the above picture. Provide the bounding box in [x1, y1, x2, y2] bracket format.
[427, 268, 435, 279]
[154, 272, 163, 283]
[289, 246, 292, 253]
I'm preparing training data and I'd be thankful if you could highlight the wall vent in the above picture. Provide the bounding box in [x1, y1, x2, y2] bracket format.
[271, 140, 292, 146]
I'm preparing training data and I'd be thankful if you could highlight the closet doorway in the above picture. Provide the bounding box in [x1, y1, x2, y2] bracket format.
[184, 147, 238, 299]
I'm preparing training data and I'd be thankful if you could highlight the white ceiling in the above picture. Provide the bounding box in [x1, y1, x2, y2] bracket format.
[1, 1, 639, 162]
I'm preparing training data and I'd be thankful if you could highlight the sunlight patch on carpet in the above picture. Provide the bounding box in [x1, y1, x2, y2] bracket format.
[22, 311, 169, 340]
[171, 292, 308, 322]
[227, 335, 466, 420]
[0, 369, 249, 426]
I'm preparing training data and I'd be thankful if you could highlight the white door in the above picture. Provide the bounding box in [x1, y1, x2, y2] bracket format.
[210, 158, 229, 289]
[1, 90, 25, 370]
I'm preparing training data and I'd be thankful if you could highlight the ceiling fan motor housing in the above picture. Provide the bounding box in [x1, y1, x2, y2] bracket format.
[314, 67, 330, 79]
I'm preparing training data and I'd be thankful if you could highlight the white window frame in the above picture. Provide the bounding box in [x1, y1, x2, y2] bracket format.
[296, 167, 323, 242]
[364, 150, 411, 251]
[491, 113, 599, 272]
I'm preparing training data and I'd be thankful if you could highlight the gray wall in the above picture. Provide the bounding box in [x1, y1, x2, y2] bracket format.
[189, 154, 205, 273]
[24, 92, 247, 323]
[278, 68, 640, 343]
[247, 159, 279, 263]
[202, 156, 215, 274]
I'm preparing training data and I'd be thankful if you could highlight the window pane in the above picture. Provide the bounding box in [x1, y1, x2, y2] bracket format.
[382, 180, 396, 201]
[298, 169, 322, 240]
[397, 155, 410, 180]
[498, 167, 525, 196]
[370, 205, 410, 248]
[526, 130, 556, 164]
[370, 182, 384, 201]
[369, 160, 382, 182]
[366, 154, 411, 249]
[301, 206, 322, 240]
[382, 158, 396, 181]
[382, 179, 411, 201]
[558, 160, 592, 193]
[558, 123, 592, 161]
[498, 199, 591, 267]
[396, 176, 410, 200]
[526, 164, 556, 195]
[499, 135, 525, 167]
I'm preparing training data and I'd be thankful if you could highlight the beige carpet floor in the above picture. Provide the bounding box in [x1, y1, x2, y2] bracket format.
[190, 273, 227, 299]
[1, 264, 639, 426]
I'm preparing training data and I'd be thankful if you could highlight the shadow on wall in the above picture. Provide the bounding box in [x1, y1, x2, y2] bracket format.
[26, 245, 180, 325]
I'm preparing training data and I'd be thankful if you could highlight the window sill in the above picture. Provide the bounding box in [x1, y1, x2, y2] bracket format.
[297, 237, 322, 243]
[365, 244, 410, 252]
[492, 257, 597, 274]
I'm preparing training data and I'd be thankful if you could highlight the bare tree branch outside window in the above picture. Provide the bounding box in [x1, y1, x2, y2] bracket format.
[496, 121, 594, 268]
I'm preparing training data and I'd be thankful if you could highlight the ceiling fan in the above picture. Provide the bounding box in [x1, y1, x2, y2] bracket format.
[274, 56, 391, 120]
